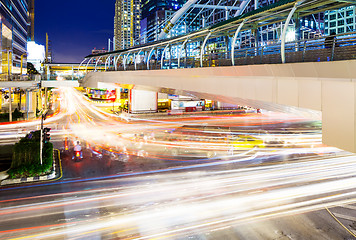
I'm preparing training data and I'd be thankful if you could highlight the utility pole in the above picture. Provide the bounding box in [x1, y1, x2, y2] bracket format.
[8, 88, 12, 122]
[7, 50, 12, 122]
[40, 113, 43, 165]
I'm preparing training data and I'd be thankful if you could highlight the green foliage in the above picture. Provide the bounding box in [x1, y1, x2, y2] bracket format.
[0, 108, 23, 121]
[27, 62, 39, 75]
[8, 130, 54, 179]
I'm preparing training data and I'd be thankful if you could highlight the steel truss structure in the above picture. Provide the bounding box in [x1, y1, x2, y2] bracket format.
[80, 0, 356, 74]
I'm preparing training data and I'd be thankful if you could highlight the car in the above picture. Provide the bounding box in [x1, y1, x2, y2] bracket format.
[230, 135, 265, 149]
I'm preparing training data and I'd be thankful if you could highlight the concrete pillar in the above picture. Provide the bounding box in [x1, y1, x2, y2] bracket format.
[129, 89, 158, 114]
[26, 90, 35, 119]
[47, 66, 50, 80]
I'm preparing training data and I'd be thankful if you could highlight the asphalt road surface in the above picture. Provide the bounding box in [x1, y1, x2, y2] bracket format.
[0, 88, 355, 240]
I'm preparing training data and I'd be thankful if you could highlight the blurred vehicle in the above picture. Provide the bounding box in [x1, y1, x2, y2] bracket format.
[161, 125, 231, 158]
[72, 150, 83, 162]
[87, 88, 116, 101]
[72, 141, 83, 162]
[230, 135, 265, 149]
[64, 137, 69, 151]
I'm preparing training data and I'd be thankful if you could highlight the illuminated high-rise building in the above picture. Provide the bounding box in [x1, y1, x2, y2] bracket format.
[28, 0, 35, 41]
[0, 0, 30, 80]
[114, 0, 141, 50]
[325, 6, 355, 35]
[140, 0, 200, 43]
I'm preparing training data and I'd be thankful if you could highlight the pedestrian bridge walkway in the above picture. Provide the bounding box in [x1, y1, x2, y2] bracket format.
[81, 0, 356, 152]
[82, 58, 356, 153]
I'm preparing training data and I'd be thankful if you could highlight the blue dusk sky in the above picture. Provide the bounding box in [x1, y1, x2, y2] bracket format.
[35, 0, 115, 63]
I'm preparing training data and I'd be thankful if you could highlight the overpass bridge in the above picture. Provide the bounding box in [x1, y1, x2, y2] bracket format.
[81, 0, 356, 153]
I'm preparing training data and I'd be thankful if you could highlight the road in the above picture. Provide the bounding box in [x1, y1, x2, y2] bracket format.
[0, 88, 355, 239]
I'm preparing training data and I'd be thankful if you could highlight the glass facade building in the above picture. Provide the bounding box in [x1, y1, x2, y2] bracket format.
[0, 0, 30, 80]
[114, 0, 141, 50]
[325, 6, 356, 35]
[140, 0, 200, 43]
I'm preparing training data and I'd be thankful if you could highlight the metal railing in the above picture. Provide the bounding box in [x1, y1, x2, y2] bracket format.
[100, 32, 356, 72]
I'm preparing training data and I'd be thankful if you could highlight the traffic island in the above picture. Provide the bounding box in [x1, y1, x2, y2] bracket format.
[0, 154, 58, 185]
[0, 130, 61, 186]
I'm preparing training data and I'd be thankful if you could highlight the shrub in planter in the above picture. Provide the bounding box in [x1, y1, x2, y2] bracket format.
[9, 131, 53, 178]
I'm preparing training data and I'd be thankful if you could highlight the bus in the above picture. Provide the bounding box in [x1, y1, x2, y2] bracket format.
[87, 88, 116, 101]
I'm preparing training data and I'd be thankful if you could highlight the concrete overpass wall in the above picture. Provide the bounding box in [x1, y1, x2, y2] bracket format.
[82, 60, 356, 153]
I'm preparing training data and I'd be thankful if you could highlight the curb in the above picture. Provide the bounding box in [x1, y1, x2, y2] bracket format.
[119, 109, 254, 120]
[0, 149, 62, 186]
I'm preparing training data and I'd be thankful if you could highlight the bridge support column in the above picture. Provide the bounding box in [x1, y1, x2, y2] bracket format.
[25, 90, 36, 119]
[128, 89, 157, 114]
[322, 79, 356, 153]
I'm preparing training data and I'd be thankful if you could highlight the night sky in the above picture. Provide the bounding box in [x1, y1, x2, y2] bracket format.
[35, 0, 115, 63]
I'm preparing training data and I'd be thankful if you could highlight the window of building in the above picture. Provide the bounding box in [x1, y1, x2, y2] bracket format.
[338, 20, 345, 25]
[329, 14, 336, 20]
[346, 27, 354, 32]
[347, 18, 354, 24]
[346, 10, 354, 17]
[338, 27, 344, 33]
[330, 21, 336, 28]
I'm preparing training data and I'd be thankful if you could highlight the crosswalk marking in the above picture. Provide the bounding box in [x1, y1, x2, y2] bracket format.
[333, 212, 356, 222]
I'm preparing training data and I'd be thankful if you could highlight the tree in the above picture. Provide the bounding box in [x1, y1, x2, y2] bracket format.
[27, 62, 39, 75]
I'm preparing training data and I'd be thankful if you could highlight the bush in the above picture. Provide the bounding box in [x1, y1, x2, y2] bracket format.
[8, 131, 54, 179]
[0, 109, 23, 121]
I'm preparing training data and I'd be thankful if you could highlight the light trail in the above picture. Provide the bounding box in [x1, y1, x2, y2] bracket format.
[1, 88, 355, 239]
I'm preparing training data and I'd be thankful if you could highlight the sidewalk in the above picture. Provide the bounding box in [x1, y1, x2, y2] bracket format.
[1, 149, 62, 186]
[0, 170, 9, 181]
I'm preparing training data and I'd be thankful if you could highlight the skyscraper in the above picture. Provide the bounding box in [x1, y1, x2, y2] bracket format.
[114, 0, 141, 50]
[325, 6, 355, 35]
[28, 0, 35, 41]
[0, 0, 29, 79]
[141, 0, 200, 43]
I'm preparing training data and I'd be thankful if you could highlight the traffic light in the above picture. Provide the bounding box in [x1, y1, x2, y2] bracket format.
[43, 127, 51, 143]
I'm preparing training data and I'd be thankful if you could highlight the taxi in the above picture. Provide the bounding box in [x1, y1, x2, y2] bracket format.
[230, 135, 265, 149]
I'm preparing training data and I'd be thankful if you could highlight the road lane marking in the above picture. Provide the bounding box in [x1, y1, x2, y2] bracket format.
[342, 204, 356, 211]
[325, 207, 356, 238]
